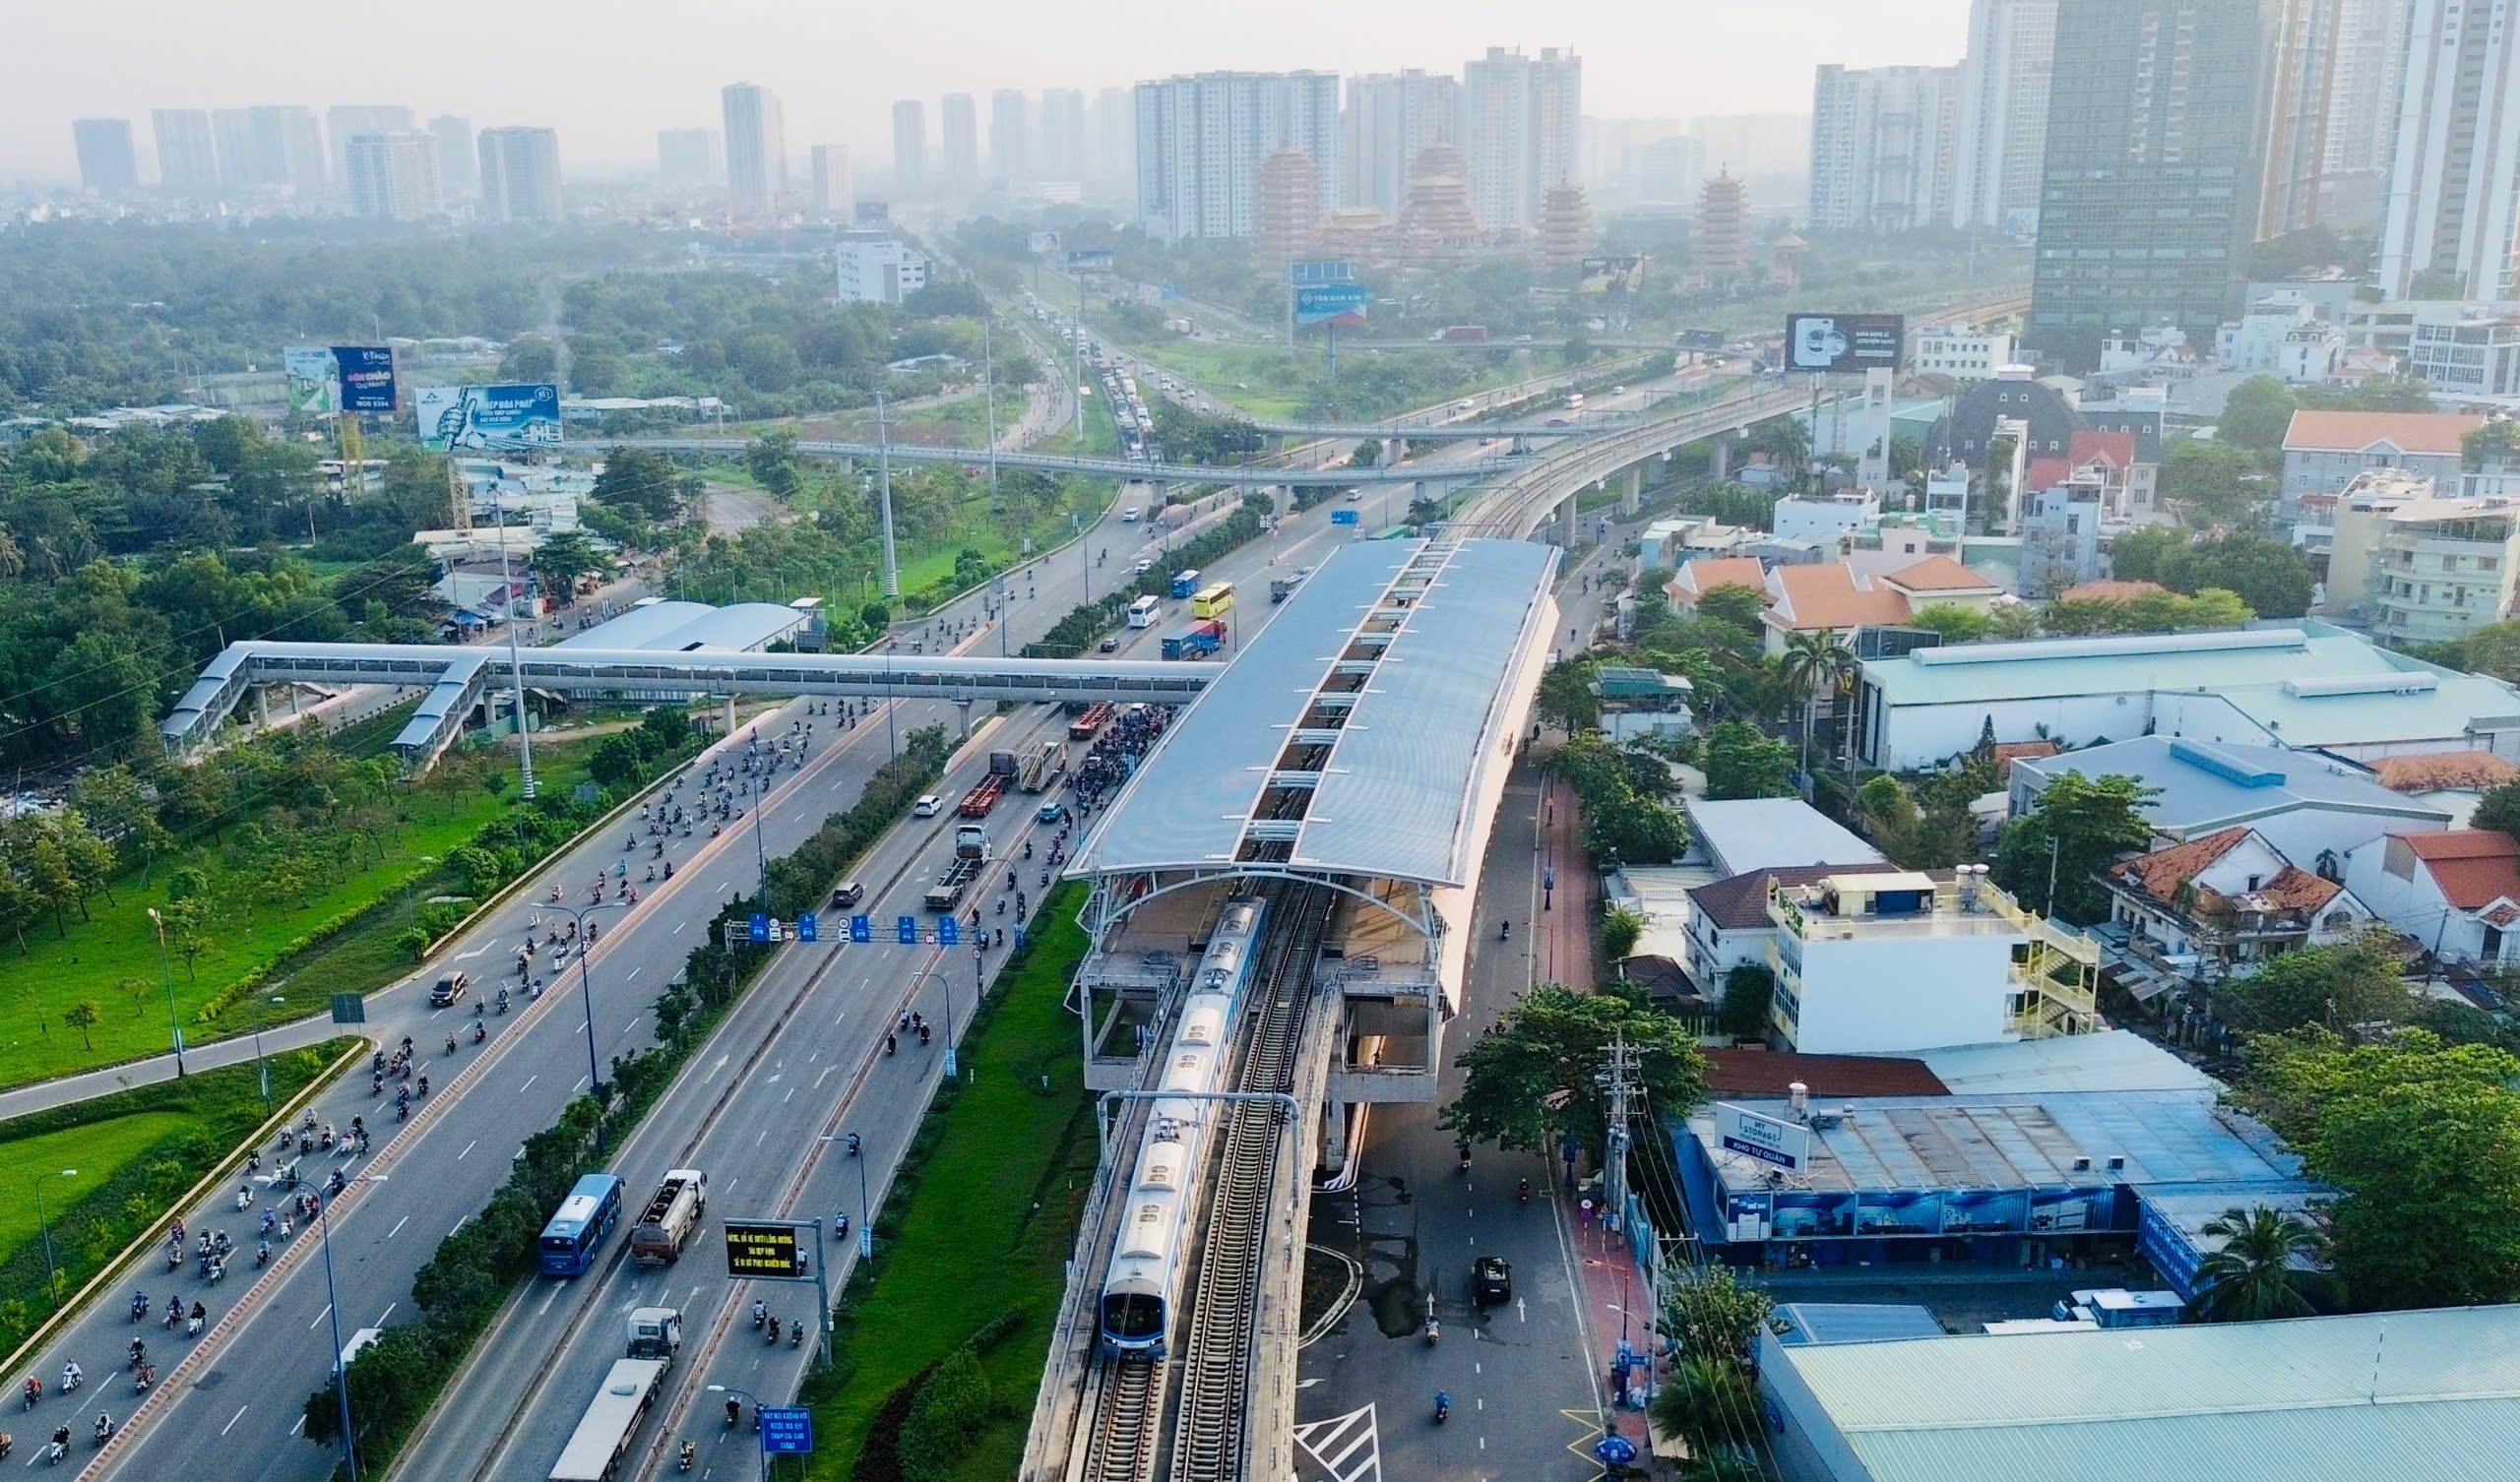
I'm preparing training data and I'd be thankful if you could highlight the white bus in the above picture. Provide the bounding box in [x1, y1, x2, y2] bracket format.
[1127, 595, 1163, 629]
[548, 1358, 669, 1482]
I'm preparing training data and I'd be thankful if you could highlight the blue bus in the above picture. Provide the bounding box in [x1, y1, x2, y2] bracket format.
[538, 1173, 624, 1277]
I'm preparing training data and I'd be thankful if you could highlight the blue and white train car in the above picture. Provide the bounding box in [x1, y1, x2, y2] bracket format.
[1100, 897, 1268, 1357]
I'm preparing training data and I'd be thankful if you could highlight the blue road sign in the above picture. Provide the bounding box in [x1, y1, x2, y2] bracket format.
[798, 913, 818, 943]
[938, 917, 960, 946]
[749, 913, 770, 944]
[760, 1405, 815, 1455]
[1329, 509, 1359, 526]
[850, 914, 872, 943]
[896, 915, 918, 945]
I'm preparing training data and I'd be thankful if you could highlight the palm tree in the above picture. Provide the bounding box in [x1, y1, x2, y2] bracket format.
[2191, 1204, 2326, 1321]
[1777, 629, 1855, 779]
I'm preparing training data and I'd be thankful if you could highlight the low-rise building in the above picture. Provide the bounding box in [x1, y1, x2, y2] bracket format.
[833, 230, 928, 304]
[2101, 827, 2371, 988]
[1685, 798, 1884, 879]
[1913, 321, 2015, 380]
[1682, 861, 1903, 1002]
[2280, 408, 2483, 517]
[2017, 480, 2103, 597]
[2339, 828, 2520, 973]
[2010, 736, 2453, 865]
[1761, 555, 2004, 653]
[1587, 665, 1692, 741]
[2318, 467, 2434, 618]
[1770, 488, 1880, 545]
[2369, 495, 2520, 643]
[1665, 554, 1767, 611]
[2214, 288, 2347, 383]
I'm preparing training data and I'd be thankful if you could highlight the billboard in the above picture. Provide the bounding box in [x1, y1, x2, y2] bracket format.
[1289, 259, 1354, 286]
[333, 345, 400, 411]
[1067, 248, 1115, 270]
[1027, 230, 1061, 256]
[1715, 1102, 1811, 1173]
[1293, 283, 1368, 328]
[416, 383, 562, 453]
[1784, 313, 1904, 375]
[722, 1220, 810, 1278]
[284, 347, 339, 415]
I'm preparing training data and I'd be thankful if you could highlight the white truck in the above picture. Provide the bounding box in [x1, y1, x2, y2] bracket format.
[628, 1168, 708, 1266]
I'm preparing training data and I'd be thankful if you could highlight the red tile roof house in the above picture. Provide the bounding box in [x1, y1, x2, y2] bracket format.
[1757, 556, 2003, 655]
[2338, 829, 2520, 973]
[2102, 827, 2373, 989]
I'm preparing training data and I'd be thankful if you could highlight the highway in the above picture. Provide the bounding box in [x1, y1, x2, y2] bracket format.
[58, 449, 1386, 1482]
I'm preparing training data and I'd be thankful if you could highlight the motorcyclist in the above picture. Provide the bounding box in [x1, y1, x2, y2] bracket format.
[751, 1300, 767, 1330]
[1434, 1391, 1452, 1422]
[92, 1414, 109, 1444]
[57, 1363, 78, 1393]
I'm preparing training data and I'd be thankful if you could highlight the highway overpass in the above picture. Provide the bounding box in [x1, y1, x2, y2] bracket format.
[1450, 383, 1814, 540]
[629, 437, 1500, 488]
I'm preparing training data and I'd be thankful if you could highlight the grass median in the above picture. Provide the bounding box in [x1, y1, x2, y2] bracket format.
[800, 882, 1097, 1482]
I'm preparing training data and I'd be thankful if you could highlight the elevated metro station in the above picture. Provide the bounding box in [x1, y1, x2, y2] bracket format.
[1062, 536, 1557, 1168]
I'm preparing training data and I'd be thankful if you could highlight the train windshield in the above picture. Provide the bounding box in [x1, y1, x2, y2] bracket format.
[1102, 1293, 1166, 1340]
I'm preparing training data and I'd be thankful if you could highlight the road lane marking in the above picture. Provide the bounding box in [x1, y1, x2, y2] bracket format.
[784, 1086, 795, 1103]
[537, 1285, 562, 1317]
[627, 966, 643, 980]
[519, 1075, 536, 1092]
[458, 1140, 477, 1160]
[387, 1216, 409, 1239]
[221, 1404, 248, 1436]
[450, 1217, 467, 1237]
[290, 1415, 305, 1437]
[377, 1303, 396, 1324]
[573, 1076, 590, 1093]
[674, 920, 687, 934]
[309, 1305, 330, 1330]
[455, 947, 485, 960]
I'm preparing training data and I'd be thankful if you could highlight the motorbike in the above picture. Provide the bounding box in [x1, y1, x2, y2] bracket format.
[496, 989, 510, 1015]
[885, 1034, 897, 1057]
[790, 1323, 803, 1349]
[128, 1294, 148, 1324]
[1500, 920, 1511, 942]
[751, 1303, 767, 1332]
[56, 1369, 78, 1396]
[679, 1441, 697, 1472]
[766, 1318, 781, 1346]
[126, 1343, 143, 1373]
[1519, 1178, 1531, 1204]
[255, 1242, 271, 1268]
[1434, 1392, 1451, 1424]
[472, 1021, 486, 1045]
[445, 1035, 459, 1056]
[46, 1426, 67, 1464]
[917, 1024, 931, 1045]
[90, 1416, 110, 1448]
[235, 1186, 251, 1210]
[724, 1399, 740, 1430]
[1423, 1318, 1439, 1347]
[22, 1378, 40, 1410]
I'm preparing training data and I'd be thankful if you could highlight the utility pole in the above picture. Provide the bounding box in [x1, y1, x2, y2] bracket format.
[876, 392, 900, 598]
[983, 318, 1000, 515]
[1600, 1031, 1642, 1235]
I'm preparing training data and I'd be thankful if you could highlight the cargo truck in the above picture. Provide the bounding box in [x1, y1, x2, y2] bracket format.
[628, 1169, 708, 1266]
[1162, 620, 1225, 659]
[1433, 325, 1489, 343]
[923, 824, 989, 912]
[1068, 702, 1113, 740]
[959, 772, 1009, 818]
[1015, 740, 1065, 792]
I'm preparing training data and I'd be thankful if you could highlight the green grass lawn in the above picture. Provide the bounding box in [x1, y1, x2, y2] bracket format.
[0, 740, 598, 1093]
[803, 885, 1096, 1482]
[0, 1114, 191, 1257]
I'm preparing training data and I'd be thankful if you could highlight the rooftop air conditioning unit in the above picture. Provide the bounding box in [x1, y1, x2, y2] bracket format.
[2106, 1155, 2125, 1171]
[2071, 1156, 2092, 1172]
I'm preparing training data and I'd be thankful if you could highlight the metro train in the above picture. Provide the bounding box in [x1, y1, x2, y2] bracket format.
[1099, 895, 1270, 1358]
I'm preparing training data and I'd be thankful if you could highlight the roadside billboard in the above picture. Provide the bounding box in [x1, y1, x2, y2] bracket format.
[1784, 313, 1904, 375]
[284, 346, 339, 415]
[332, 345, 400, 411]
[1715, 1102, 1811, 1173]
[1067, 248, 1115, 270]
[1027, 230, 1061, 256]
[1293, 283, 1368, 329]
[416, 383, 562, 452]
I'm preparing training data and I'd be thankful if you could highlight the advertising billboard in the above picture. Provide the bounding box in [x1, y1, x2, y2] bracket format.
[1067, 248, 1115, 270]
[1715, 1102, 1811, 1172]
[416, 383, 562, 452]
[1293, 283, 1368, 328]
[1784, 313, 1904, 375]
[1027, 230, 1061, 256]
[332, 345, 399, 411]
[284, 347, 339, 415]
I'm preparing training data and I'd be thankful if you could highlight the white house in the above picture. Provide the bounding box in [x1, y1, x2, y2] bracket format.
[2339, 829, 2520, 972]
[2102, 827, 2372, 988]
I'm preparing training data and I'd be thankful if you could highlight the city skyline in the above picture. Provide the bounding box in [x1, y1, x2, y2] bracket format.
[0, 0, 1973, 180]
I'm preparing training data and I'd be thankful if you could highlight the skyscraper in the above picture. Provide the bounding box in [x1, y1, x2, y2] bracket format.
[327, 106, 415, 197]
[1133, 72, 1341, 242]
[989, 89, 1030, 183]
[721, 82, 788, 219]
[892, 100, 925, 189]
[71, 120, 138, 194]
[273, 107, 328, 197]
[810, 146, 850, 214]
[1040, 89, 1088, 180]
[1092, 88, 1133, 183]
[2257, 0, 2341, 240]
[2325, 0, 2416, 179]
[1808, 64, 1962, 233]
[477, 127, 563, 222]
[2029, 0, 2272, 368]
[1950, 0, 2057, 232]
[940, 93, 979, 186]
[345, 132, 440, 219]
[430, 115, 476, 200]
[1344, 70, 1460, 218]
[1462, 47, 1582, 233]
[2379, 0, 2520, 301]
[151, 109, 220, 195]
[213, 111, 269, 188]
[659, 129, 723, 188]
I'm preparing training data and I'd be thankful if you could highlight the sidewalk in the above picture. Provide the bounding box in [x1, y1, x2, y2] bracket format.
[1573, 1208, 1658, 1449]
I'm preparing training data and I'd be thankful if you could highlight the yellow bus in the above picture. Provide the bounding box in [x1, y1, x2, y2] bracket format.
[1191, 582, 1235, 619]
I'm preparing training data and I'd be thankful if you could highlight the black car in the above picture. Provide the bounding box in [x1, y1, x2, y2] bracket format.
[1473, 1255, 1512, 1306]
[428, 972, 470, 1008]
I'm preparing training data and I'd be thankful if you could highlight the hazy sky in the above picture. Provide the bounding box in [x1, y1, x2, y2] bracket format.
[6, 0, 1971, 179]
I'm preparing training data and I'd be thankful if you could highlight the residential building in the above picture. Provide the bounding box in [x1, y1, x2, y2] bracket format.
[71, 119, 137, 194]
[476, 128, 562, 223]
[2256, 0, 2342, 241]
[939, 93, 978, 185]
[2027, 0, 2273, 369]
[151, 108, 219, 195]
[1763, 555, 2005, 654]
[2369, 495, 2520, 642]
[2011, 735, 2452, 865]
[1808, 64, 1961, 234]
[721, 82, 788, 219]
[1691, 113, 1812, 176]
[2103, 827, 2372, 989]
[2323, 0, 2417, 205]
[326, 106, 414, 197]
[1927, 369, 2081, 469]
[1697, 169, 1748, 279]
[1666, 554, 1768, 608]
[988, 89, 1029, 183]
[345, 131, 440, 220]
[1133, 71, 1341, 242]
[1092, 87, 1133, 183]
[1039, 89, 1087, 180]
[2280, 408, 2484, 509]
[2378, 0, 2520, 301]
[1588, 666, 1693, 743]
[1853, 625, 2520, 772]
[2214, 289, 2348, 382]
[253, 106, 327, 196]
[2400, 303, 2520, 399]
[2342, 827, 2520, 969]
[1950, 0, 2057, 233]
[1462, 46, 1581, 233]
[1684, 862, 1904, 1000]
[1633, 133, 1708, 205]
[1773, 489, 1882, 546]
[890, 100, 924, 189]
[834, 232, 928, 304]
[1685, 799, 1887, 880]
[659, 128, 722, 188]
[212, 110, 268, 189]
[428, 115, 475, 200]
[1914, 321, 2016, 379]
[1763, 867, 2100, 1052]
[2018, 480, 2104, 596]
[808, 146, 850, 216]
[2323, 467, 2437, 616]
[2369, 749, 2520, 826]
[1344, 70, 1460, 219]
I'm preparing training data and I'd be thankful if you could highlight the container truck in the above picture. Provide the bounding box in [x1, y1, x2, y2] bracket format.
[1015, 740, 1065, 792]
[959, 772, 1009, 818]
[923, 825, 989, 912]
[628, 1169, 708, 1266]
[1163, 620, 1225, 659]
[1433, 325, 1489, 342]
[1068, 702, 1113, 740]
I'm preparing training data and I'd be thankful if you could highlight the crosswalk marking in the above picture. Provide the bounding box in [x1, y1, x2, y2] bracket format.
[1293, 1402, 1382, 1482]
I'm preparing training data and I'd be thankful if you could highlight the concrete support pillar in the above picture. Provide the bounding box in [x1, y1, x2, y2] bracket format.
[1558, 495, 1579, 547]
[1321, 1098, 1353, 1179]
[724, 692, 738, 737]
[1384, 437, 1403, 469]
[1711, 429, 1735, 481]
[957, 698, 975, 741]
[1620, 464, 1644, 517]
[254, 686, 272, 728]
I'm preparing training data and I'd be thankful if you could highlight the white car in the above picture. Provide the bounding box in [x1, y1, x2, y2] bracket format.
[1120, 507, 1143, 523]
[914, 795, 941, 818]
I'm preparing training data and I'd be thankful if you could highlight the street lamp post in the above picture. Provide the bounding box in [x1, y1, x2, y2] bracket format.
[144, 908, 187, 1077]
[705, 1385, 771, 1482]
[315, 1173, 385, 1482]
[32, 1168, 73, 1297]
[820, 1132, 875, 1262]
[555, 900, 629, 1153]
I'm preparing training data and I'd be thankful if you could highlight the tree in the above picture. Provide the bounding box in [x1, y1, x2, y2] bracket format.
[1658, 1263, 1772, 1365]
[1649, 1357, 1762, 1452]
[1717, 963, 1774, 1039]
[588, 733, 646, 792]
[2190, 1204, 2327, 1321]
[1537, 657, 1601, 732]
[1990, 771, 2158, 923]
[2477, 783, 2520, 841]
[1695, 584, 1768, 642]
[2161, 534, 2313, 617]
[528, 531, 605, 599]
[1441, 985, 1708, 1158]
[2108, 525, 2189, 585]
[2218, 377, 2300, 459]
[2163, 438, 2262, 527]
[743, 430, 803, 498]
[2214, 930, 2415, 1038]
[1856, 773, 1923, 862]
[1905, 603, 1992, 643]
[1599, 906, 1645, 967]
[1779, 629, 1854, 776]
[1702, 720, 1796, 801]
[592, 446, 684, 523]
[63, 999, 99, 1049]
[637, 705, 691, 761]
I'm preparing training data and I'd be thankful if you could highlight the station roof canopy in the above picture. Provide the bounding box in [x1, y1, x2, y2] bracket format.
[559, 599, 808, 653]
[1068, 537, 1557, 888]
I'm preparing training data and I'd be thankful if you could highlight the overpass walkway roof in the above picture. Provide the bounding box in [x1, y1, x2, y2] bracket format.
[1068, 537, 1557, 888]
